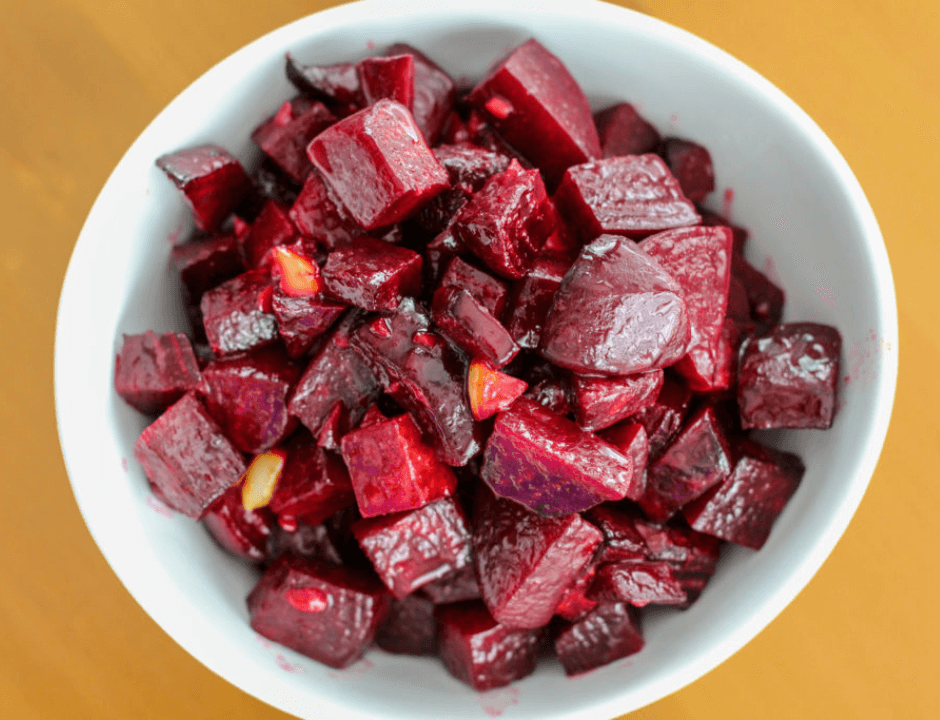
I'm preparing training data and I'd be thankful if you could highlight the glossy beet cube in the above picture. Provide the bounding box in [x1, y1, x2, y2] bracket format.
[202, 485, 275, 564]
[640, 225, 734, 392]
[268, 520, 345, 565]
[156, 145, 250, 232]
[594, 102, 662, 157]
[451, 160, 551, 280]
[431, 286, 519, 368]
[684, 439, 805, 550]
[424, 228, 463, 284]
[357, 54, 414, 109]
[541, 234, 691, 376]
[553, 562, 599, 622]
[171, 232, 245, 299]
[376, 594, 437, 655]
[133, 393, 247, 519]
[239, 200, 297, 270]
[114, 331, 202, 415]
[321, 236, 422, 311]
[587, 561, 687, 606]
[482, 397, 641, 516]
[433, 144, 513, 194]
[466, 38, 600, 185]
[349, 299, 482, 466]
[731, 254, 785, 326]
[554, 154, 700, 241]
[504, 253, 569, 349]
[340, 413, 458, 518]
[634, 516, 722, 578]
[661, 137, 716, 203]
[200, 269, 278, 356]
[737, 323, 842, 429]
[568, 370, 664, 432]
[419, 564, 482, 604]
[285, 56, 362, 117]
[247, 553, 389, 669]
[554, 602, 644, 676]
[252, 97, 336, 184]
[438, 256, 508, 319]
[387, 43, 456, 145]
[307, 99, 449, 230]
[271, 289, 346, 359]
[639, 404, 734, 523]
[436, 600, 542, 690]
[288, 170, 363, 251]
[472, 489, 602, 629]
[597, 422, 650, 496]
[583, 505, 649, 563]
[352, 497, 471, 598]
[627, 374, 693, 459]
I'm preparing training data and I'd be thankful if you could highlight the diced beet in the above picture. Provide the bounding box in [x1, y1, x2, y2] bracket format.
[587, 561, 687, 606]
[288, 170, 364, 250]
[633, 516, 722, 578]
[597, 423, 650, 497]
[156, 145, 250, 232]
[340, 413, 459, 518]
[554, 155, 700, 241]
[240, 200, 297, 270]
[433, 144, 513, 194]
[466, 38, 600, 185]
[431, 286, 519, 367]
[731, 254, 785, 326]
[436, 600, 542, 690]
[315, 402, 349, 451]
[252, 97, 336, 184]
[438, 257, 509, 319]
[419, 564, 482, 604]
[424, 228, 463, 284]
[251, 159, 301, 207]
[269, 520, 345, 566]
[451, 160, 551, 280]
[568, 370, 664, 432]
[352, 496, 471, 598]
[660, 137, 716, 203]
[171, 232, 245, 299]
[554, 602, 644, 676]
[482, 397, 640, 515]
[640, 226, 734, 392]
[247, 553, 389, 669]
[553, 562, 599, 622]
[271, 289, 346, 359]
[583, 505, 649, 563]
[114, 331, 202, 415]
[202, 485, 275, 564]
[133, 393, 247, 519]
[699, 207, 749, 256]
[467, 360, 528, 422]
[307, 99, 449, 230]
[321, 236, 423, 311]
[541, 234, 691, 376]
[737, 322, 842, 429]
[387, 43, 456, 145]
[349, 299, 482, 466]
[684, 439, 805, 550]
[200, 269, 278, 356]
[357, 54, 415, 109]
[438, 110, 470, 145]
[504, 253, 569, 349]
[638, 404, 734, 523]
[626, 374, 693, 459]
[594, 102, 662, 157]
[524, 376, 571, 416]
[376, 594, 437, 655]
[285, 55, 362, 116]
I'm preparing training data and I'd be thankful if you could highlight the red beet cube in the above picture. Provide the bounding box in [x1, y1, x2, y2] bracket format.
[684, 439, 805, 550]
[438, 256, 509, 319]
[156, 145, 250, 232]
[285, 56, 363, 117]
[554, 602, 644, 676]
[634, 516, 722, 578]
[594, 102, 662, 157]
[252, 97, 336, 185]
[352, 496, 471, 598]
[731, 254, 785, 327]
[433, 144, 513, 194]
[271, 289, 346, 359]
[321, 236, 423, 311]
[541, 234, 691, 376]
[288, 170, 363, 251]
[660, 137, 716, 203]
[504, 253, 569, 349]
[424, 228, 463, 284]
[387, 43, 456, 145]
[171, 232, 245, 299]
[268, 520, 344, 566]
[626, 374, 693, 459]
[587, 560, 687, 607]
[472, 488, 602, 628]
[640, 225, 734, 392]
[431, 286, 519, 368]
[419, 564, 482, 604]
[597, 422, 650, 496]
[737, 322, 842, 429]
[553, 562, 599, 622]
[240, 200, 297, 270]
[247, 553, 389, 669]
[340, 413, 458, 518]
[133, 393, 247, 519]
[357, 54, 415, 109]
[307, 99, 449, 230]
[583, 505, 649, 563]
[554, 155, 700, 241]
[466, 38, 600, 185]
[699, 207, 749, 257]
[568, 370, 664, 432]
[200, 270, 278, 356]
[114, 331, 202, 416]
[376, 594, 437, 655]
[202, 485, 275, 564]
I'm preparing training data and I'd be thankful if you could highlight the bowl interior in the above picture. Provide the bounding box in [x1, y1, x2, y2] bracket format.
[55, 1, 897, 718]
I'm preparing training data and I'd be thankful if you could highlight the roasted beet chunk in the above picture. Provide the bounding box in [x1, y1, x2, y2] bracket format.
[240, 200, 298, 270]
[731, 254, 785, 326]
[737, 322, 842, 429]
[419, 564, 482, 604]
[376, 594, 437, 655]
[271, 289, 345, 359]
[202, 485, 275, 564]
[247, 553, 389, 669]
[586, 561, 687, 607]
[307, 99, 449, 230]
[626, 374, 693, 458]
[114, 331, 202, 415]
[387, 43, 457, 145]
[466, 38, 600, 185]
[432, 144, 513, 194]
[541, 234, 691, 376]
[472, 489, 602, 629]
[252, 97, 336, 184]
[321, 236, 422, 311]
[554, 602, 644, 676]
[200, 269, 278, 356]
[436, 600, 542, 690]
[431, 286, 519, 368]
[288, 170, 363, 250]
[502, 253, 568, 350]
[285, 56, 362, 116]
[660, 137, 716, 203]
[156, 145, 250, 232]
[438, 257, 509, 318]
[568, 370, 664, 432]
[356, 54, 415, 109]
[554, 155, 700, 241]
[171, 232, 245, 299]
[133, 393, 247, 519]
[482, 397, 640, 515]
[594, 102, 662, 157]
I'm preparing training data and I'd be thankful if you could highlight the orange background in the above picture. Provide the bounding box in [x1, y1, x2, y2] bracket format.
[1, 0, 934, 718]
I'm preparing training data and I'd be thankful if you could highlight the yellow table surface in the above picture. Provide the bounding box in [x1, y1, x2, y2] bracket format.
[1, 0, 934, 717]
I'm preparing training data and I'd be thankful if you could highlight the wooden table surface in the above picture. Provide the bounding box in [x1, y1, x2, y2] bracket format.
[1, 0, 934, 717]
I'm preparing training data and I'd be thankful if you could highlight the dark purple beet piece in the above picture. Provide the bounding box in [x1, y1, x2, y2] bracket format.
[419, 564, 481, 604]
[424, 228, 463, 285]
[156, 145, 250, 232]
[268, 520, 344, 566]
[376, 594, 437, 655]
[587, 560, 687, 606]
[504, 253, 569, 349]
[626, 374, 693, 459]
[553, 562, 599, 622]
[387, 43, 456, 145]
[247, 553, 389, 669]
[684, 439, 805, 550]
[732, 254, 785, 326]
[640, 225, 734, 392]
[737, 322, 842, 429]
[583, 505, 649, 563]
[433, 143, 513, 193]
[597, 423, 650, 497]
[307, 99, 449, 230]
[171, 232, 245, 299]
[251, 159, 301, 208]
[240, 200, 297, 270]
[114, 331, 202, 415]
[639, 404, 734, 523]
[554, 602, 644, 676]
[466, 38, 600, 185]
[357, 54, 415, 109]
[431, 286, 519, 368]
[202, 485, 275, 564]
[594, 102, 662, 157]
[321, 236, 423, 311]
[541, 234, 691, 376]
[554, 154, 700, 241]
[660, 137, 716, 203]
[568, 370, 664, 432]
[634, 516, 722, 578]
[349, 298, 482, 466]
[133, 393, 247, 519]
[288, 170, 364, 251]
[438, 256, 508, 319]
[352, 496, 471, 598]
[200, 269, 278, 356]
[271, 288, 346, 359]
[251, 97, 336, 184]
[436, 600, 542, 690]
[285, 55, 362, 116]
[699, 207, 749, 256]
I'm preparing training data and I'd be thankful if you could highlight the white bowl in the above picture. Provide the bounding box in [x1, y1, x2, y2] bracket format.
[54, 1, 898, 717]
